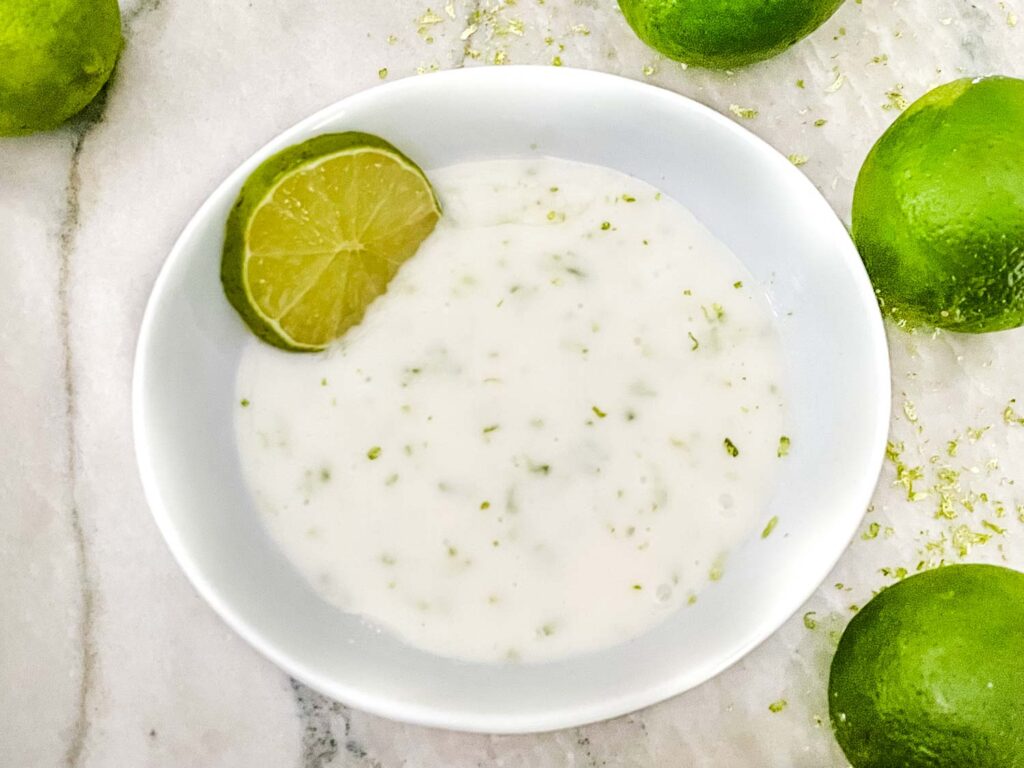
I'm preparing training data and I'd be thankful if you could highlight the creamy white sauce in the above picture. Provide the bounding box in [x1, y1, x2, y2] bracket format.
[236, 158, 787, 663]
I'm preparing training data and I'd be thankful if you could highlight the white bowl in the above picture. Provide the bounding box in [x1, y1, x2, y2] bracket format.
[133, 66, 890, 733]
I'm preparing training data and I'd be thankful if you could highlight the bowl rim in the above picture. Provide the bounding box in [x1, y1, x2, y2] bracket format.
[133, 64, 891, 733]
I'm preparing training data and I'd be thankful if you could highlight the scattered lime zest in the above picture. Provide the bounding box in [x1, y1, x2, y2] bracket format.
[702, 303, 726, 322]
[880, 566, 909, 580]
[724, 438, 740, 457]
[709, 554, 726, 581]
[761, 516, 780, 538]
[729, 104, 759, 119]
[981, 520, 1007, 535]
[1004, 399, 1024, 426]
[883, 87, 909, 111]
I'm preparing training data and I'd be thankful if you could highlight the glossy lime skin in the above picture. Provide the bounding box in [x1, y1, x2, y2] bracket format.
[852, 76, 1024, 333]
[829, 564, 1024, 768]
[0, 0, 122, 135]
[618, 0, 845, 69]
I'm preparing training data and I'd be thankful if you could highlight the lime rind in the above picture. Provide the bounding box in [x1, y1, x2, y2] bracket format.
[829, 564, 1024, 768]
[0, 0, 122, 135]
[852, 76, 1024, 333]
[617, 0, 845, 70]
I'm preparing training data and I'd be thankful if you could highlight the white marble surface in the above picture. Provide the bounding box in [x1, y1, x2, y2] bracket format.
[1, 1, 1022, 765]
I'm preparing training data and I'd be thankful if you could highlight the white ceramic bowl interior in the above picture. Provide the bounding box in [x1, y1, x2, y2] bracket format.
[134, 66, 890, 733]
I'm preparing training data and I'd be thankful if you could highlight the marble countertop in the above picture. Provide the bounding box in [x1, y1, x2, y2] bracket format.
[2, 1, 1022, 766]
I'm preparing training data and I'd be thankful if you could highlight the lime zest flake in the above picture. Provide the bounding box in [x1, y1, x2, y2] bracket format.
[761, 516, 779, 539]
[729, 104, 758, 119]
[708, 554, 726, 581]
[1004, 399, 1024, 426]
[862, 522, 881, 540]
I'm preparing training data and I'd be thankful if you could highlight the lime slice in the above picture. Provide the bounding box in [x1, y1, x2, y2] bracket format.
[221, 132, 441, 351]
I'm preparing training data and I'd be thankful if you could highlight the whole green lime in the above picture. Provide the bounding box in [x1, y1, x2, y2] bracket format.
[829, 564, 1024, 767]
[0, 0, 122, 136]
[617, 0, 845, 69]
[852, 76, 1024, 333]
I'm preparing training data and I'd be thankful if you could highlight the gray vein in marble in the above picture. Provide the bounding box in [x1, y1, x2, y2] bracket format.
[292, 679, 360, 768]
[573, 732, 602, 767]
[58, 96, 106, 768]
[58, 8, 170, 763]
[958, 3, 996, 70]
[124, 0, 164, 24]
